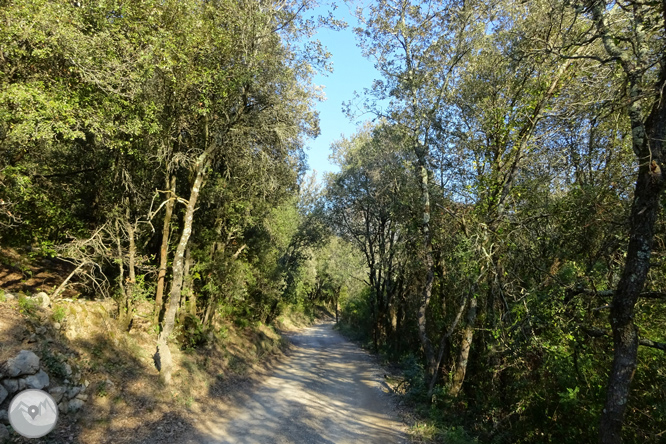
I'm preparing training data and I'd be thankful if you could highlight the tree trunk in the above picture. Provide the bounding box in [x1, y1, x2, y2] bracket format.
[114, 216, 136, 332]
[123, 217, 137, 332]
[594, 2, 666, 437]
[154, 175, 176, 324]
[427, 292, 469, 399]
[599, 85, 666, 444]
[449, 295, 477, 397]
[416, 157, 436, 378]
[155, 153, 208, 384]
[335, 285, 340, 323]
[203, 297, 215, 329]
[179, 246, 194, 323]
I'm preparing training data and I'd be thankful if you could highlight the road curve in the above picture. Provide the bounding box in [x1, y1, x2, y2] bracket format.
[190, 322, 407, 444]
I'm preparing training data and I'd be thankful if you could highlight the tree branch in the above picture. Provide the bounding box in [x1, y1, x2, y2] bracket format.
[580, 326, 666, 351]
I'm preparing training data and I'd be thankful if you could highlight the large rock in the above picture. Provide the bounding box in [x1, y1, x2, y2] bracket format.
[24, 369, 49, 390]
[1, 379, 18, 395]
[33, 292, 50, 308]
[48, 386, 66, 403]
[0, 424, 9, 444]
[0, 385, 6, 405]
[3, 350, 40, 377]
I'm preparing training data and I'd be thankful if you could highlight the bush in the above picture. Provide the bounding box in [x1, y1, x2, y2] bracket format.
[52, 305, 66, 323]
[178, 314, 209, 349]
[18, 295, 38, 317]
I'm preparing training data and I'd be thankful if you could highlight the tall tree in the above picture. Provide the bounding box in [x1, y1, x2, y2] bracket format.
[578, 1, 666, 442]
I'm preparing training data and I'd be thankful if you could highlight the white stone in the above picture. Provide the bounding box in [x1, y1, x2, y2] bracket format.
[34, 292, 50, 308]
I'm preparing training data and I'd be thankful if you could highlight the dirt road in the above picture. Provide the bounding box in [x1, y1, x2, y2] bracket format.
[189, 322, 407, 444]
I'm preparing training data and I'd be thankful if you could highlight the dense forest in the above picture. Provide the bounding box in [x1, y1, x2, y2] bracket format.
[1, 0, 665, 443]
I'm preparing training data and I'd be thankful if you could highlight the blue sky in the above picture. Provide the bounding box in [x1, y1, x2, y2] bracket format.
[304, 2, 379, 178]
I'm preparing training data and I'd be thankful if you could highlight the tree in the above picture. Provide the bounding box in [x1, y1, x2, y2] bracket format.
[578, 1, 666, 442]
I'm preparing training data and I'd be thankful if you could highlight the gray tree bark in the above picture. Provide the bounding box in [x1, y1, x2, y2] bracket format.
[155, 153, 208, 384]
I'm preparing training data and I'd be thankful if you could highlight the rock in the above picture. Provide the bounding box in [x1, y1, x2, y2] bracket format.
[68, 399, 85, 413]
[34, 292, 50, 308]
[53, 322, 61, 330]
[16, 379, 27, 391]
[24, 369, 49, 390]
[2, 350, 40, 377]
[35, 326, 47, 335]
[2, 292, 15, 301]
[0, 410, 7, 425]
[0, 424, 9, 443]
[83, 379, 90, 388]
[58, 401, 69, 414]
[66, 386, 82, 399]
[75, 393, 88, 402]
[0, 385, 6, 405]
[1, 379, 18, 394]
[63, 363, 72, 377]
[27, 334, 38, 343]
[49, 386, 66, 403]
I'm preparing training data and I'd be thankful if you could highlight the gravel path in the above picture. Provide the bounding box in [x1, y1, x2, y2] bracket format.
[188, 322, 407, 444]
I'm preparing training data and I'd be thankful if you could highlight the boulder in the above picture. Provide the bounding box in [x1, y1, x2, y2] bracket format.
[33, 292, 50, 308]
[2, 350, 40, 377]
[1, 379, 18, 395]
[0, 424, 9, 444]
[48, 386, 66, 403]
[24, 369, 49, 390]
[15, 379, 27, 392]
[0, 385, 6, 405]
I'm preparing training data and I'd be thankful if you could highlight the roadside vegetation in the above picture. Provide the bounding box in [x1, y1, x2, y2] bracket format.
[328, 1, 666, 443]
